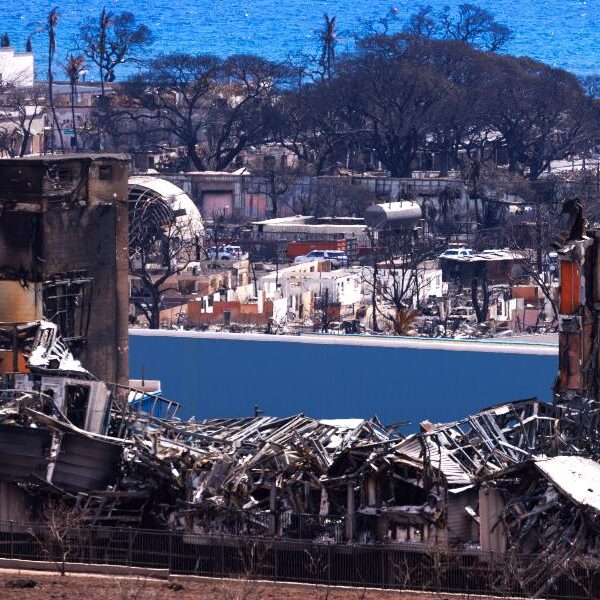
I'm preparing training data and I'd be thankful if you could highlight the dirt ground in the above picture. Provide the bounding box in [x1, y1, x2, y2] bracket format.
[0, 569, 504, 600]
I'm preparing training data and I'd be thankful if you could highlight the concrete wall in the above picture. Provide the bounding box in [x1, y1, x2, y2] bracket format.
[129, 331, 558, 428]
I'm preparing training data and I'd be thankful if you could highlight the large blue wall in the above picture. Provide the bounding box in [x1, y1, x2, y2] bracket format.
[129, 332, 558, 428]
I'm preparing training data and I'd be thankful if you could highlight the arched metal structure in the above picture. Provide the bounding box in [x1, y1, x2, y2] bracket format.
[127, 176, 203, 247]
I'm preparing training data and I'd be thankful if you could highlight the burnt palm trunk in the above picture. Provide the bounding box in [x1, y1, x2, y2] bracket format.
[47, 9, 64, 154]
[70, 81, 78, 151]
[471, 274, 489, 324]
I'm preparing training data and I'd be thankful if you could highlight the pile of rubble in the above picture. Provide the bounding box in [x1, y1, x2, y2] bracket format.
[114, 413, 396, 536]
[2, 319, 600, 600]
[1, 328, 598, 561]
[104, 396, 589, 551]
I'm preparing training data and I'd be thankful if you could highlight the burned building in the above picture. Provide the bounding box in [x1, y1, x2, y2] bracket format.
[0, 318, 123, 522]
[439, 250, 528, 285]
[0, 155, 131, 386]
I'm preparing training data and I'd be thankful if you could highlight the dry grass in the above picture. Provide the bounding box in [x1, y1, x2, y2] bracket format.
[0, 569, 509, 600]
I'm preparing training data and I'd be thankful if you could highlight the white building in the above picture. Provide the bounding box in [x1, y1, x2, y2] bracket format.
[252, 215, 369, 246]
[374, 265, 445, 308]
[0, 47, 34, 87]
[259, 261, 363, 317]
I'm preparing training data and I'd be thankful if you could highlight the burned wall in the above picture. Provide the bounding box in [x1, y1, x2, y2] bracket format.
[0, 211, 40, 282]
[40, 203, 128, 384]
[0, 155, 130, 386]
[0, 212, 42, 323]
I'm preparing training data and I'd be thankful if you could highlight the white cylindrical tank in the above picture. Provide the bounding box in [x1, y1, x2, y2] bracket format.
[365, 201, 422, 230]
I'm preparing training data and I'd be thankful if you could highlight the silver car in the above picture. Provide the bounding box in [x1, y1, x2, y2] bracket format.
[294, 250, 349, 268]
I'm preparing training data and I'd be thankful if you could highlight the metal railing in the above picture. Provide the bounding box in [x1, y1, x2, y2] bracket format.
[0, 520, 597, 599]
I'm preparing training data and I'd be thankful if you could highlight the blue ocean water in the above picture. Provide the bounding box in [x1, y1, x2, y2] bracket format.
[1, 0, 598, 78]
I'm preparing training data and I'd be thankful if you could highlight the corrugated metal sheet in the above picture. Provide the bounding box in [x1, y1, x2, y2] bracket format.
[0, 424, 50, 481]
[560, 260, 580, 314]
[52, 433, 121, 492]
[534, 456, 600, 512]
[398, 436, 472, 487]
[0, 481, 28, 523]
[446, 489, 478, 544]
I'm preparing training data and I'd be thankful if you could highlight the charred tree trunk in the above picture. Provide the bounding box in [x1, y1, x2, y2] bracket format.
[187, 143, 206, 171]
[535, 195, 544, 273]
[149, 293, 161, 329]
[371, 247, 380, 332]
[471, 274, 489, 324]
[19, 130, 30, 157]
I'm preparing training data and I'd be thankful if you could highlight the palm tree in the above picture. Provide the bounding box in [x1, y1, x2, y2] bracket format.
[97, 7, 111, 98]
[318, 14, 337, 80]
[47, 7, 64, 153]
[63, 55, 85, 151]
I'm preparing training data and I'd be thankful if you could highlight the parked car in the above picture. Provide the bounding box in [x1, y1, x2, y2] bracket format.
[293, 249, 349, 268]
[439, 248, 474, 259]
[206, 245, 244, 260]
[448, 306, 477, 322]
